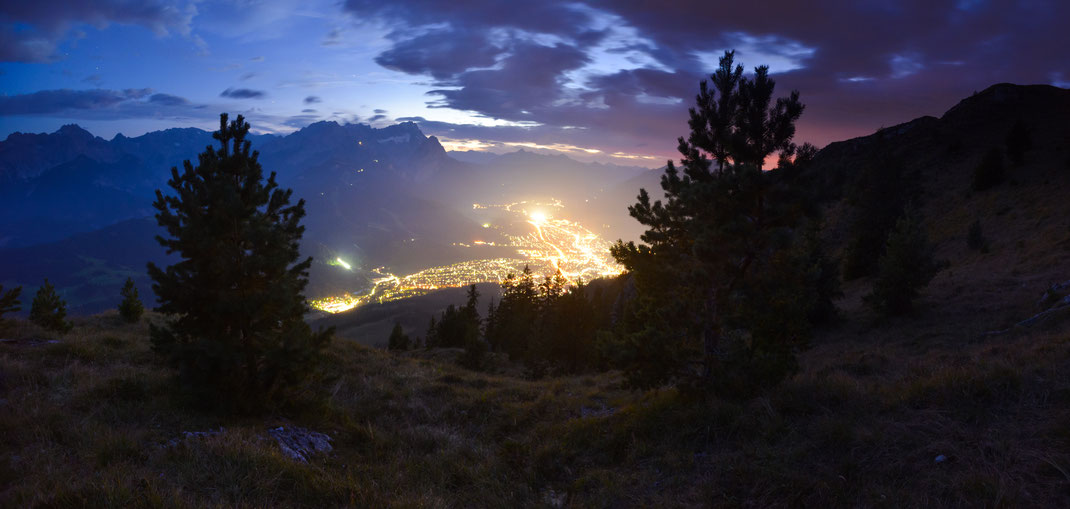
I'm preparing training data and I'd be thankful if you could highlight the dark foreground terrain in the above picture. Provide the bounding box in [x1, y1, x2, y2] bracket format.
[1, 300, 1068, 507]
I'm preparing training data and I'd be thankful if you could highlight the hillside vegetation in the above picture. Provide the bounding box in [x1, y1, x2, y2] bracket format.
[1, 307, 1069, 507]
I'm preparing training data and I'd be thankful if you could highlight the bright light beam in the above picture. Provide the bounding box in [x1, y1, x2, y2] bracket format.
[335, 257, 352, 270]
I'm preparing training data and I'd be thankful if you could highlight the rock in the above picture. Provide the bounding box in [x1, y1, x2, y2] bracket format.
[267, 426, 332, 463]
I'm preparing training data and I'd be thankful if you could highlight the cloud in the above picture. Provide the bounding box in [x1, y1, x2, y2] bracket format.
[0, 0, 198, 62]
[374, 29, 502, 80]
[301, 108, 317, 113]
[373, 108, 387, 114]
[0, 88, 211, 124]
[250, 55, 265, 62]
[368, 114, 387, 122]
[148, 93, 189, 106]
[0, 88, 152, 115]
[239, 72, 258, 81]
[427, 41, 590, 121]
[304, 95, 322, 104]
[220, 88, 266, 99]
[343, 0, 1070, 158]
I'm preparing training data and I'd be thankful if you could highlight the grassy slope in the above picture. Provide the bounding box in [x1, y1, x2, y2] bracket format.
[2, 308, 1069, 508]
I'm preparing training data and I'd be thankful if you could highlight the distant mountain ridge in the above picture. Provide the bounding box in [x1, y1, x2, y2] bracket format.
[0, 118, 652, 313]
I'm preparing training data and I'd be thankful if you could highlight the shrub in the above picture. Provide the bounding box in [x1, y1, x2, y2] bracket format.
[117, 277, 144, 323]
[30, 279, 73, 333]
[865, 206, 940, 316]
[0, 284, 21, 332]
[387, 322, 410, 351]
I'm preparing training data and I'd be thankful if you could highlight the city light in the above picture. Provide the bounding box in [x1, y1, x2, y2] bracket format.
[309, 200, 622, 314]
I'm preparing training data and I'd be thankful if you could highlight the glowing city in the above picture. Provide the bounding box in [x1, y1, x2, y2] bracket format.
[309, 201, 623, 313]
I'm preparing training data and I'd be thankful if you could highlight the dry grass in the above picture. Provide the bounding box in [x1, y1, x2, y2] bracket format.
[1, 307, 1069, 507]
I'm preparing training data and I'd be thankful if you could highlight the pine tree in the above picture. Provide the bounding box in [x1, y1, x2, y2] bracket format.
[610, 50, 818, 396]
[147, 113, 332, 411]
[865, 206, 940, 316]
[489, 266, 538, 360]
[387, 322, 410, 351]
[30, 279, 72, 333]
[118, 277, 144, 323]
[424, 315, 437, 349]
[0, 284, 21, 332]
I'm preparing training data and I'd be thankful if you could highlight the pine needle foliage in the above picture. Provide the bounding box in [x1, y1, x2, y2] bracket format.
[0, 284, 22, 332]
[387, 322, 410, 351]
[610, 50, 826, 397]
[865, 206, 940, 316]
[30, 279, 72, 333]
[118, 277, 144, 323]
[147, 113, 332, 412]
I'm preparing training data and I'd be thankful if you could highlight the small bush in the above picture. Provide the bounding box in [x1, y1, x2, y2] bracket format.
[0, 284, 21, 332]
[866, 207, 940, 316]
[117, 277, 144, 323]
[972, 148, 1005, 191]
[30, 279, 73, 333]
[387, 322, 410, 351]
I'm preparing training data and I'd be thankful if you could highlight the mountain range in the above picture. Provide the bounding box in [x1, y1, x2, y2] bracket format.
[0, 120, 653, 313]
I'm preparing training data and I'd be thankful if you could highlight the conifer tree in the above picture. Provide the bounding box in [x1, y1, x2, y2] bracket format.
[488, 266, 538, 359]
[387, 322, 410, 351]
[147, 113, 332, 411]
[424, 315, 437, 349]
[118, 277, 144, 323]
[0, 284, 21, 332]
[30, 279, 72, 333]
[865, 205, 940, 315]
[611, 50, 817, 395]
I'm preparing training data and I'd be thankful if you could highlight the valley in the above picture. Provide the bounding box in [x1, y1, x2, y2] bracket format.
[309, 199, 623, 313]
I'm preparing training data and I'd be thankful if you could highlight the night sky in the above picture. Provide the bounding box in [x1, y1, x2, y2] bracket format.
[2, 0, 1067, 164]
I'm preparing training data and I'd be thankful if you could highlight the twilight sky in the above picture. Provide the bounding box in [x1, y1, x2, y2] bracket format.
[2, 0, 1067, 164]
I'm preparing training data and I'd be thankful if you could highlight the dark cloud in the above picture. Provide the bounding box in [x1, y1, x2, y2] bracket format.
[428, 42, 590, 121]
[301, 108, 317, 113]
[0, 88, 152, 115]
[347, 0, 1070, 158]
[220, 88, 266, 99]
[375, 29, 502, 80]
[373, 109, 387, 114]
[304, 95, 322, 104]
[0, 0, 196, 62]
[82, 74, 102, 85]
[239, 72, 257, 81]
[148, 93, 189, 106]
[368, 114, 387, 122]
